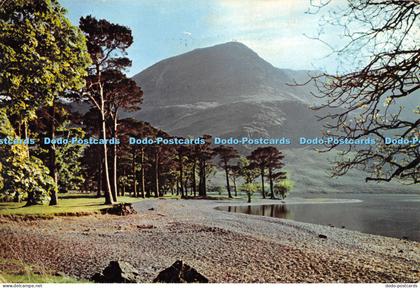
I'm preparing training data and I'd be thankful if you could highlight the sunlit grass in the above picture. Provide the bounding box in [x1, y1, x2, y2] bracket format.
[0, 193, 143, 216]
[0, 258, 86, 283]
[0, 272, 85, 283]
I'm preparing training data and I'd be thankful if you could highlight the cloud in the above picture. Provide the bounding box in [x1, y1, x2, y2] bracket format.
[201, 0, 341, 70]
[212, 0, 310, 31]
[238, 35, 330, 69]
[182, 31, 192, 36]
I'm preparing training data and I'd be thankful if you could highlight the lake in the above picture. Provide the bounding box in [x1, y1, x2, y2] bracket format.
[217, 193, 420, 242]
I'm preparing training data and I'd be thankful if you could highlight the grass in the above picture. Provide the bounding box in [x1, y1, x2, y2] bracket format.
[0, 258, 86, 283]
[0, 191, 246, 218]
[0, 272, 84, 283]
[0, 193, 143, 217]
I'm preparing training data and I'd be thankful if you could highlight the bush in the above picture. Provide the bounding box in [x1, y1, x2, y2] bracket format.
[4, 153, 57, 205]
[239, 183, 259, 203]
[0, 109, 56, 205]
[274, 179, 294, 199]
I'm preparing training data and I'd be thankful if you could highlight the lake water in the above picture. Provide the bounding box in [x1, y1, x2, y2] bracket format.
[217, 193, 420, 242]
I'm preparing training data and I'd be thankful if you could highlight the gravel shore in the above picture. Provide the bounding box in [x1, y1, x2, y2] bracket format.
[0, 198, 419, 283]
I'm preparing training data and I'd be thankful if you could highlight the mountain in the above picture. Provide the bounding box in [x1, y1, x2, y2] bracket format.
[133, 42, 318, 106]
[130, 42, 322, 141]
[127, 42, 417, 194]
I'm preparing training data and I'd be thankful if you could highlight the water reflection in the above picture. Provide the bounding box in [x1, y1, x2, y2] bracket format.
[228, 204, 290, 218]
[218, 194, 420, 242]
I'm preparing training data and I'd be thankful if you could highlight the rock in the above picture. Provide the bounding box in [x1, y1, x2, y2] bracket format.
[102, 203, 137, 216]
[153, 260, 209, 283]
[137, 224, 155, 229]
[148, 207, 155, 211]
[91, 261, 141, 283]
[402, 236, 408, 240]
[54, 271, 67, 277]
[91, 273, 106, 283]
[318, 234, 327, 239]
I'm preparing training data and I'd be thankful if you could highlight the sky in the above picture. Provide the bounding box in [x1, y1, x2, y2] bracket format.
[61, 0, 345, 77]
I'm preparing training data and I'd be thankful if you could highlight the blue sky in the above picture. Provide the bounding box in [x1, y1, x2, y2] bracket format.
[61, 0, 344, 76]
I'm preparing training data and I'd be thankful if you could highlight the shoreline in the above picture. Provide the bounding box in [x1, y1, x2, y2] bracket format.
[0, 198, 419, 283]
[213, 197, 364, 208]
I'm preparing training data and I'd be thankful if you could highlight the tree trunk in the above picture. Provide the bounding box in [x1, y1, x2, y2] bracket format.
[121, 167, 125, 196]
[23, 119, 29, 157]
[49, 103, 58, 206]
[154, 149, 159, 198]
[192, 160, 197, 197]
[224, 160, 231, 198]
[140, 147, 145, 198]
[269, 167, 274, 199]
[260, 167, 265, 199]
[97, 152, 103, 198]
[233, 177, 237, 197]
[199, 160, 207, 196]
[99, 81, 113, 205]
[111, 116, 118, 202]
[132, 146, 137, 197]
[179, 154, 184, 198]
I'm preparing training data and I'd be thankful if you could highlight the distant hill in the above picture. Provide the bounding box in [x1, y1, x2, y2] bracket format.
[133, 42, 319, 106]
[125, 42, 417, 194]
[130, 42, 323, 141]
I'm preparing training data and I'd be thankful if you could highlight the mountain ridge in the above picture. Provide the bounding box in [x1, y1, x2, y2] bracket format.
[126, 42, 417, 194]
[132, 41, 320, 108]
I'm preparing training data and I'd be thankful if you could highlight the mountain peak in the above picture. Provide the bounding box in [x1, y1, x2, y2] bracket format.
[133, 42, 286, 106]
[196, 41, 254, 52]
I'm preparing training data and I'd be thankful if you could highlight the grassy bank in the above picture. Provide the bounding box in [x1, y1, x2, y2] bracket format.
[0, 193, 143, 217]
[0, 258, 85, 283]
[0, 272, 84, 283]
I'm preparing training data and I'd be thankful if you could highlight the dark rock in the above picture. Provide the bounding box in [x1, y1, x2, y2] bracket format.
[341, 226, 346, 228]
[91, 261, 141, 283]
[102, 203, 137, 216]
[402, 236, 408, 240]
[318, 234, 327, 239]
[398, 250, 403, 253]
[54, 271, 67, 277]
[148, 207, 155, 211]
[91, 273, 106, 283]
[137, 224, 155, 229]
[154, 260, 208, 283]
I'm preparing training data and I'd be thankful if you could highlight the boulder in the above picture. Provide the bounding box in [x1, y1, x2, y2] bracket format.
[91, 261, 141, 283]
[153, 260, 208, 283]
[102, 203, 137, 216]
[318, 234, 327, 239]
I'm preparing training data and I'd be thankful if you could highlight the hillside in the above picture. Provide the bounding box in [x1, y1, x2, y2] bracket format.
[128, 42, 417, 194]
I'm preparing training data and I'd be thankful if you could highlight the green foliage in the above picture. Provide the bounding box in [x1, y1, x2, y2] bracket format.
[56, 123, 86, 192]
[0, 109, 56, 205]
[4, 156, 56, 205]
[239, 182, 259, 194]
[239, 182, 259, 203]
[238, 157, 259, 183]
[274, 179, 294, 199]
[0, 0, 91, 118]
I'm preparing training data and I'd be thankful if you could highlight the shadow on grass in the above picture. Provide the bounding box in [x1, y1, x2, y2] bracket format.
[58, 194, 98, 199]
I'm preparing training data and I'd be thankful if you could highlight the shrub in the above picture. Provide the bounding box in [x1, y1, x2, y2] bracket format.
[239, 182, 259, 203]
[0, 109, 56, 205]
[274, 179, 294, 199]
